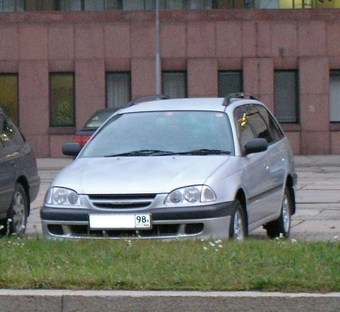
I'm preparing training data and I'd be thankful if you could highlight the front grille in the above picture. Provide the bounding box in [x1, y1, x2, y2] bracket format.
[88, 194, 157, 209]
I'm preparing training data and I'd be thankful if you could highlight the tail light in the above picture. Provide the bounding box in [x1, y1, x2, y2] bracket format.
[74, 135, 91, 147]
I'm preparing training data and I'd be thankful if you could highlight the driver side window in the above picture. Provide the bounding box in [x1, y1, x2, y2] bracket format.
[234, 104, 275, 151]
[234, 107, 255, 150]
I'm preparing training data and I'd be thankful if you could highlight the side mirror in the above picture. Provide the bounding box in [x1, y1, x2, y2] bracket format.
[244, 138, 268, 155]
[62, 142, 82, 157]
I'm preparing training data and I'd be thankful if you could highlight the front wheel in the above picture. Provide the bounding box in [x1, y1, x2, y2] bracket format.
[229, 200, 247, 241]
[5, 183, 28, 237]
[265, 187, 292, 239]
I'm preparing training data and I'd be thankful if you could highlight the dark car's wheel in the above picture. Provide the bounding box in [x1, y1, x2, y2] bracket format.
[4, 183, 28, 237]
[229, 200, 247, 240]
[265, 187, 292, 239]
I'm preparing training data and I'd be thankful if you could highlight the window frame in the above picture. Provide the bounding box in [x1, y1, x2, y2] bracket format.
[106, 72, 131, 109]
[49, 72, 75, 127]
[274, 69, 300, 124]
[0, 73, 19, 125]
[330, 70, 340, 124]
[162, 71, 187, 99]
[218, 71, 243, 98]
[0, 0, 24, 12]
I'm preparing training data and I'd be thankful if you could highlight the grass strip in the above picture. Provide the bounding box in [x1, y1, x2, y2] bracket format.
[0, 237, 339, 292]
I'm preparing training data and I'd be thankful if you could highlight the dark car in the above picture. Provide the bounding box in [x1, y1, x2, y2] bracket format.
[0, 108, 40, 237]
[74, 108, 118, 147]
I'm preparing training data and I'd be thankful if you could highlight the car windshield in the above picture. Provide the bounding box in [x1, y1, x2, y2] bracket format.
[81, 111, 234, 157]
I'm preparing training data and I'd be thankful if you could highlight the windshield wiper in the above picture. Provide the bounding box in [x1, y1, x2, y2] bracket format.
[177, 149, 231, 155]
[106, 149, 230, 157]
[105, 150, 176, 157]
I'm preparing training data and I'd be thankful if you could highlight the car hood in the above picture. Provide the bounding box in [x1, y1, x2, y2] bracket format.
[52, 156, 231, 194]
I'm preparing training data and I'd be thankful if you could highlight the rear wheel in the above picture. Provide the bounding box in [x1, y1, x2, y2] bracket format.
[229, 200, 247, 241]
[265, 187, 292, 239]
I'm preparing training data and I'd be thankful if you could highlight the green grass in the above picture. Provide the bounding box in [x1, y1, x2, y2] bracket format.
[0, 237, 339, 292]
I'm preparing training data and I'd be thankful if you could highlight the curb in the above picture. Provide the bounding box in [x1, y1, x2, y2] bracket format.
[1, 290, 340, 312]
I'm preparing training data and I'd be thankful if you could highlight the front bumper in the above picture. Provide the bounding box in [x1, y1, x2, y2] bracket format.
[40, 202, 235, 239]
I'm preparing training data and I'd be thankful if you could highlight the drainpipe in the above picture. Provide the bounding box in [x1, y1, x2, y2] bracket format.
[155, 0, 161, 95]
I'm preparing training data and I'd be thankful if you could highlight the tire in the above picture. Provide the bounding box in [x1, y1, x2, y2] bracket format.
[229, 200, 247, 241]
[5, 183, 28, 237]
[265, 187, 292, 239]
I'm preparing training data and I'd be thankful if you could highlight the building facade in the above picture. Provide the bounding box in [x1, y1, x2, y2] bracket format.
[1, 3, 340, 157]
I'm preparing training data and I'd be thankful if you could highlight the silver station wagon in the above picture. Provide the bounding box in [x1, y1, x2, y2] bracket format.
[41, 94, 297, 240]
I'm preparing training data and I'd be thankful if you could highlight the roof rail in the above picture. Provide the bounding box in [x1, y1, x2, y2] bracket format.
[128, 94, 170, 107]
[222, 93, 258, 107]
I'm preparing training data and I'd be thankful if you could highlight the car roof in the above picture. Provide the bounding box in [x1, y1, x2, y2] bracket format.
[118, 96, 263, 115]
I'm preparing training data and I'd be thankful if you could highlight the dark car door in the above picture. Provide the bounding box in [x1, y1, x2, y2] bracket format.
[0, 114, 16, 217]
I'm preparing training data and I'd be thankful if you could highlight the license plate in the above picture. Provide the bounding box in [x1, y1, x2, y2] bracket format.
[89, 214, 152, 230]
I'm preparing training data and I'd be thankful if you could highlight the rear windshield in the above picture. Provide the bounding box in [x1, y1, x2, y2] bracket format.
[84, 110, 115, 129]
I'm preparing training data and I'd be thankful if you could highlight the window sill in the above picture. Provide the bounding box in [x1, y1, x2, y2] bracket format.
[49, 127, 76, 135]
[330, 124, 340, 131]
[280, 124, 301, 132]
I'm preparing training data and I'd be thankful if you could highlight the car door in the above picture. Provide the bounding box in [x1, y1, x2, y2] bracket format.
[258, 106, 286, 216]
[0, 114, 16, 216]
[234, 105, 272, 225]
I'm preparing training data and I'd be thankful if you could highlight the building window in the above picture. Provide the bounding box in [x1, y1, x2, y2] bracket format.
[25, 0, 55, 10]
[274, 70, 299, 124]
[121, 0, 213, 10]
[253, 0, 279, 9]
[56, 0, 108, 11]
[330, 71, 340, 123]
[162, 72, 187, 98]
[56, 0, 214, 11]
[218, 71, 243, 97]
[121, 0, 153, 10]
[0, 0, 24, 12]
[56, 0, 149, 11]
[107, 73, 131, 109]
[0, 74, 18, 125]
[50, 73, 75, 127]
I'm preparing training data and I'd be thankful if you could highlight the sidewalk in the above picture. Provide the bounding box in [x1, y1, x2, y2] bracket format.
[294, 154, 340, 167]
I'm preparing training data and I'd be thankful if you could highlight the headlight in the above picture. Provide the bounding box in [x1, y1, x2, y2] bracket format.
[45, 187, 81, 206]
[165, 185, 216, 205]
